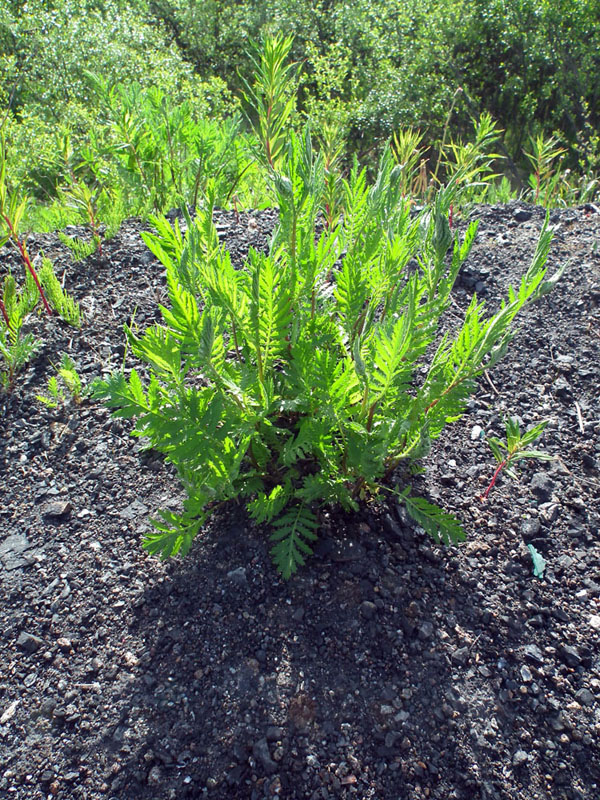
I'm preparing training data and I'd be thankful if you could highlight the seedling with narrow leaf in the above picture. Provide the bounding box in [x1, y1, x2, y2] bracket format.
[482, 417, 554, 500]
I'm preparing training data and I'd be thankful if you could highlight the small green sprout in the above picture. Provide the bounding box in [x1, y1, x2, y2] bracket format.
[37, 354, 85, 408]
[482, 417, 554, 500]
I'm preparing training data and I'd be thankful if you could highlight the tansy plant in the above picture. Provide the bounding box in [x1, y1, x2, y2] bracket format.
[93, 125, 565, 579]
[37, 353, 85, 408]
[481, 417, 554, 500]
[0, 271, 41, 392]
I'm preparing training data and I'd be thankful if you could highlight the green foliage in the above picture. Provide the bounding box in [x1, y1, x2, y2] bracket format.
[3, 0, 600, 219]
[58, 234, 98, 263]
[391, 127, 427, 199]
[0, 272, 41, 392]
[38, 258, 82, 328]
[93, 125, 564, 578]
[241, 34, 298, 170]
[37, 353, 85, 407]
[482, 416, 554, 498]
[525, 134, 567, 207]
[0, 138, 52, 314]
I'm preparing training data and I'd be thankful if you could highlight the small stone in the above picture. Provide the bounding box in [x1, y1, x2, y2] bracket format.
[360, 601, 377, 620]
[226, 567, 248, 586]
[451, 647, 469, 667]
[252, 738, 277, 774]
[520, 665, 533, 683]
[553, 377, 572, 400]
[512, 749, 529, 767]
[513, 208, 532, 222]
[41, 500, 72, 518]
[523, 644, 544, 665]
[17, 632, 44, 653]
[57, 637, 72, 651]
[589, 615, 600, 630]
[521, 517, 541, 538]
[0, 700, 18, 724]
[123, 651, 138, 667]
[558, 644, 582, 668]
[147, 766, 162, 786]
[40, 698, 57, 718]
[471, 425, 484, 441]
[530, 473, 554, 503]
[418, 622, 434, 640]
[266, 726, 283, 742]
[575, 688, 595, 707]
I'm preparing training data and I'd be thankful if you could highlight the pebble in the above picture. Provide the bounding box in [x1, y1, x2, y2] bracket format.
[521, 517, 541, 538]
[418, 622, 434, 640]
[252, 738, 277, 774]
[451, 647, 469, 667]
[513, 208, 532, 222]
[530, 473, 554, 503]
[17, 632, 44, 653]
[471, 425, 484, 440]
[575, 688, 595, 707]
[147, 766, 162, 786]
[523, 644, 544, 665]
[520, 665, 533, 683]
[41, 500, 72, 518]
[558, 644, 582, 668]
[0, 700, 18, 724]
[226, 567, 248, 586]
[512, 749, 529, 766]
[359, 601, 377, 620]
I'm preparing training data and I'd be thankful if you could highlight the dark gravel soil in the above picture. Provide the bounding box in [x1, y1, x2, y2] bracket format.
[1, 202, 600, 800]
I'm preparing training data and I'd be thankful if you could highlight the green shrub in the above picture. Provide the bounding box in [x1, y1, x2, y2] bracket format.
[93, 128, 564, 578]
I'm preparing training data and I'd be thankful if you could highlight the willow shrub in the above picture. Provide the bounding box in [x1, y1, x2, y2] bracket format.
[93, 130, 563, 578]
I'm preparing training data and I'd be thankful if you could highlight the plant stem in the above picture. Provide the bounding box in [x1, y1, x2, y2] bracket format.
[481, 458, 508, 500]
[2, 214, 52, 315]
[0, 298, 10, 329]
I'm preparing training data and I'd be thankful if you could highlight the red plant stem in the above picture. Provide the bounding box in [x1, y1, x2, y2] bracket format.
[481, 458, 507, 500]
[0, 297, 10, 329]
[449, 203, 454, 229]
[2, 214, 52, 315]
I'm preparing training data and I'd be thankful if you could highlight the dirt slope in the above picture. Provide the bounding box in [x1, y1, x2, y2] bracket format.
[1, 202, 599, 800]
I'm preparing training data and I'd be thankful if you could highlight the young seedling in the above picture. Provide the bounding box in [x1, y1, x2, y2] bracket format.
[481, 417, 554, 500]
[0, 272, 42, 392]
[525, 134, 567, 207]
[37, 353, 85, 408]
[38, 258, 82, 328]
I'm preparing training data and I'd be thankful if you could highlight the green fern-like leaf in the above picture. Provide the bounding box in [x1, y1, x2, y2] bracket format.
[248, 483, 291, 523]
[402, 492, 466, 545]
[249, 251, 292, 377]
[144, 508, 205, 558]
[270, 504, 319, 579]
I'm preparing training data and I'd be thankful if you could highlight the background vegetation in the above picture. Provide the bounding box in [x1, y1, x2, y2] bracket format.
[1, 0, 600, 230]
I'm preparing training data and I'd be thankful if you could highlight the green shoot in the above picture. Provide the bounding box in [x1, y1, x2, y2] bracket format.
[482, 417, 554, 500]
[37, 353, 85, 407]
[240, 34, 298, 170]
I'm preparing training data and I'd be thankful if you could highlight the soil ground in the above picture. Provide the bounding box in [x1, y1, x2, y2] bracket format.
[1, 201, 599, 800]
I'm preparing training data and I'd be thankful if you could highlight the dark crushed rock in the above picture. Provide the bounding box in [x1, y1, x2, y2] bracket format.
[1, 203, 599, 799]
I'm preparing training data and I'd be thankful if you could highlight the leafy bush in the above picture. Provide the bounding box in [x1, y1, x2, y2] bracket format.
[93, 127, 564, 578]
